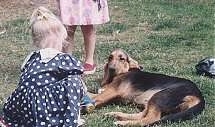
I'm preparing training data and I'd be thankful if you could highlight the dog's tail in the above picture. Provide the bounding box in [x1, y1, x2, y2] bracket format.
[148, 96, 205, 127]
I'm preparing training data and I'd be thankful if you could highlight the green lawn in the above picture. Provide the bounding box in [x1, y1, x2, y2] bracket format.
[0, 0, 215, 126]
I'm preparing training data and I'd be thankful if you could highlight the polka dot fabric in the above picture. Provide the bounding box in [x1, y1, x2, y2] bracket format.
[3, 51, 84, 127]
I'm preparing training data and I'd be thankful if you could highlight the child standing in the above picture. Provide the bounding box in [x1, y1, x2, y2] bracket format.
[0, 7, 92, 127]
[57, 0, 110, 74]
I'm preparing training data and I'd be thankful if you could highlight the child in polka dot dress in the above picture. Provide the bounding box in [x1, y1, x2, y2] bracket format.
[0, 7, 93, 127]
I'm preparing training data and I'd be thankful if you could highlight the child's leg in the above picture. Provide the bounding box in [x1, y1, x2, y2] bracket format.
[80, 80, 95, 114]
[62, 25, 77, 53]
[81, 94, 95, 114]
[81, 25, 96, 74]
[81, 25, 96, 65]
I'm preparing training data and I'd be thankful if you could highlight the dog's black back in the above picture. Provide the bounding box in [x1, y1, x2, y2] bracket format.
[124, 70, 201, 94]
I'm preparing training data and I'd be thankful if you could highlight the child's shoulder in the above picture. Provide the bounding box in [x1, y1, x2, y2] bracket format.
[21, 51, 38, 70]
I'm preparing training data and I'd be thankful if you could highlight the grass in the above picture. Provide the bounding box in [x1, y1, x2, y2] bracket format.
[0, 0, 215, 126]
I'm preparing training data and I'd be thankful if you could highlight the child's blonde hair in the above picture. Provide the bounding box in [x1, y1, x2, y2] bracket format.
[30, 6, 67, 49]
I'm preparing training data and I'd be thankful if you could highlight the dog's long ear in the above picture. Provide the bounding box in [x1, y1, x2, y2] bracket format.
[128, 56, 142, 70]
[101, 63, 109, 86]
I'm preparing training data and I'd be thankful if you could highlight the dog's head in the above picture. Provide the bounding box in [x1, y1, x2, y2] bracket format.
[101, 49, 142, 86]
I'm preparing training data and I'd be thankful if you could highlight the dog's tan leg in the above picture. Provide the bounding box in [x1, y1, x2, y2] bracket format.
[114, 104, 161, 126]
[93, 87, 119, 107]
[105, 112, 143, 121]
[87, 92, 98, 98]
[106, 102, 149, 121]
[178, 95, 201, 111]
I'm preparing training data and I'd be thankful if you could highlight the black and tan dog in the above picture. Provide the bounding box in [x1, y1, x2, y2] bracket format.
[93, 49, 205, 126]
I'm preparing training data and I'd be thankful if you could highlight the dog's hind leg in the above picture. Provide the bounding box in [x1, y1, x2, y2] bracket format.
[178, 95, 201, 111]
[105, 103, 149, 121]
[105, 112, 143, 121]
[114, 104, 161, 126]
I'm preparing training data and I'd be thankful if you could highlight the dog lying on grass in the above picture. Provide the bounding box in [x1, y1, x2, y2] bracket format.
[93, 49, 205, 126]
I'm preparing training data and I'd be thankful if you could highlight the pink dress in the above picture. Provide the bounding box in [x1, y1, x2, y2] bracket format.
[58, 0, 110, 25]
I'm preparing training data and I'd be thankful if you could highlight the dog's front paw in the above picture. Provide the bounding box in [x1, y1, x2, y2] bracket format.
[105, 112, 128, 121]
[98, 88, 105, 94]
[105, 112, 122, 117]
[114, 121, 128, 126]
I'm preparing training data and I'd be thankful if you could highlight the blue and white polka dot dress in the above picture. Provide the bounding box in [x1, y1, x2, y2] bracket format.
[3, 50, 84, 127]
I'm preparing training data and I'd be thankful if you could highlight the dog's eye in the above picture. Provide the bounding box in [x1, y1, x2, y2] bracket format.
[108, 55, 113, 61]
